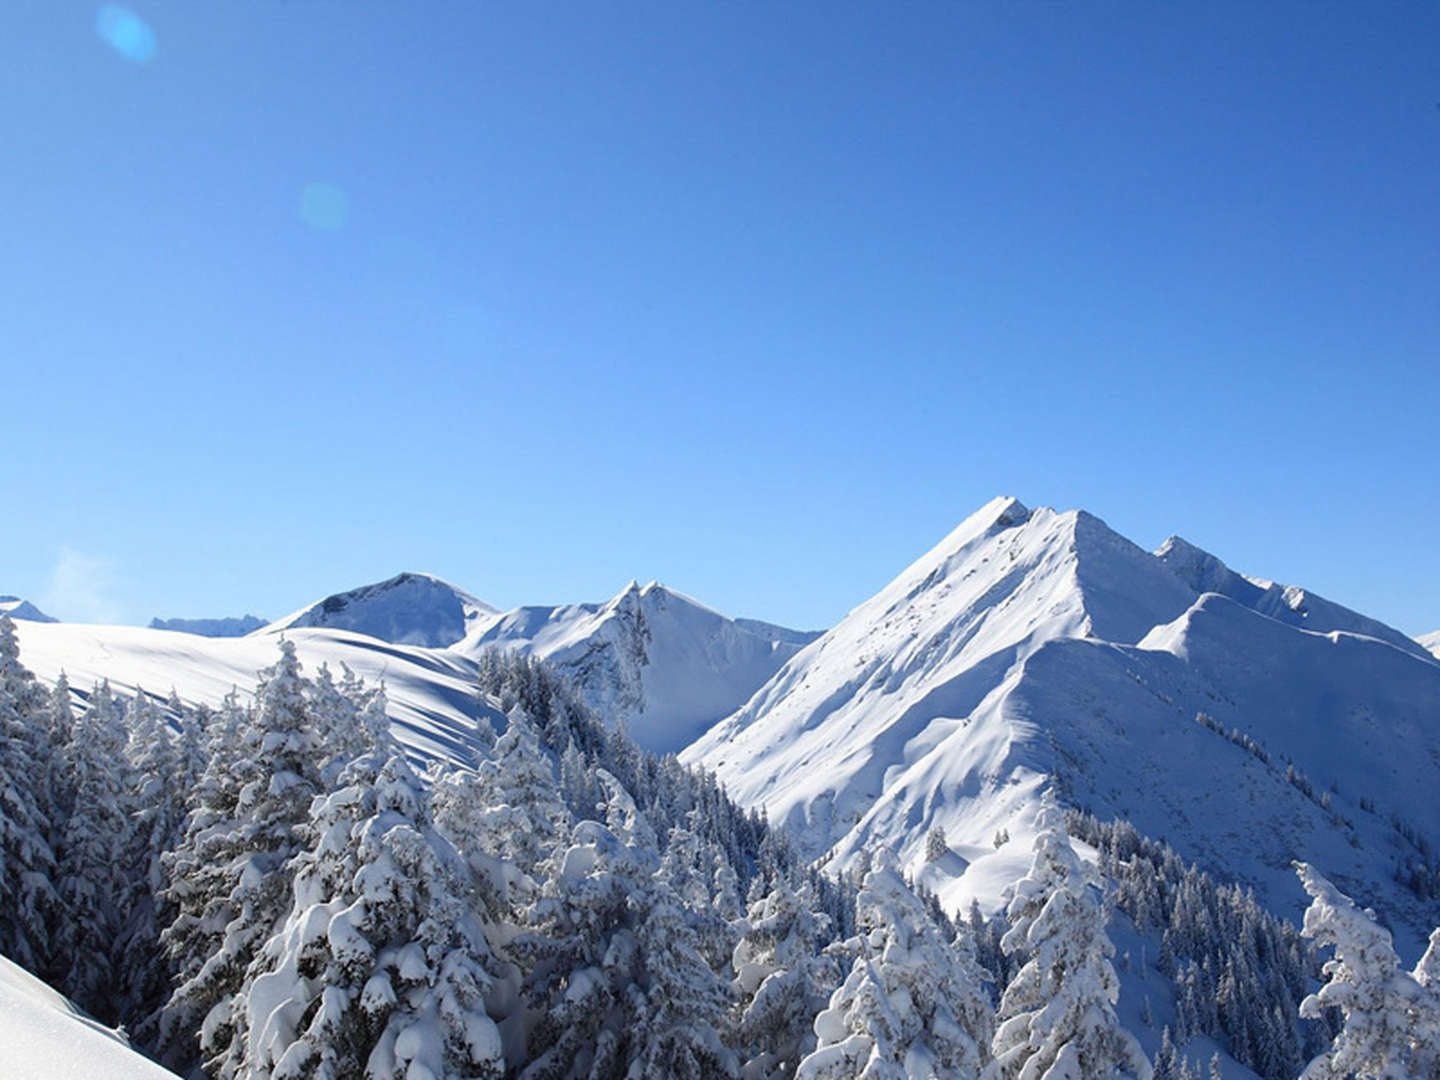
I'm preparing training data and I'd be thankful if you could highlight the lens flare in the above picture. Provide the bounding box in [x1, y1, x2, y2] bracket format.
[95, 5, 156, 64]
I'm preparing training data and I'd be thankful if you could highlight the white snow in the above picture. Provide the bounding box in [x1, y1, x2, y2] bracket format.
[0, 953, 178, 1078]
[1419, 630, 1440, 660]
[264, 571, 496, 648]
[683, 496, 1440, 955]
[463, 580, 819, 753]
[9, 620, 490, 765]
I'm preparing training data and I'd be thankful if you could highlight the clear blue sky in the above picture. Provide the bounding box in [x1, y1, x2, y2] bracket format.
[3, 1, 1437, 634]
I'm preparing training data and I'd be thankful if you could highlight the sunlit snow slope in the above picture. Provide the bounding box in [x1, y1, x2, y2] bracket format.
[0, 954, 178, 1079]
[1420, 630, 1440, 660]
[684, 497, 1440, 953]
[12, 621, 489, 765]
[264, 572, 496, 648]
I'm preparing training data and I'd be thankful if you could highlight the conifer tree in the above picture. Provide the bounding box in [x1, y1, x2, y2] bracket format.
[1294, 861, 1437, 1079]
[733, 877, 842, 1077]
[989, 799, 1151, 1080]
[0, 615, 58, 974]
[799, 859, 994, 1079]
[235, 733, 505, 1080]
[159, 640, 326, 1075]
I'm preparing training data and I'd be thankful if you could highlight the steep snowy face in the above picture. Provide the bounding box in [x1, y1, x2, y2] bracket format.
[682, 496, 1195, 863]
[1419, 630, 1440, 660]
[264, 572, 496, 648]
[0, 596, 56, 623]
[465, 581, 820, 754]
[1157, 535, 1435, 663]
[685, 497, 1440, 950]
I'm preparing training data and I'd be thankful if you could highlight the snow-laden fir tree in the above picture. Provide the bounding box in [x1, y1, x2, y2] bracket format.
[1293, 861, 1440, 1080]
[797, 856, 994, 1080]
[0, 614, 58, 974]
[234, 708, 505, 1080]
[624, 825, 740, 1079]
[732, 876, 842, 1078]
[160, 640, 327, 1075]
[52, 679, 132, 1019]
[510, 772, 658, 1080]
[988, 797, 1151, 1080]
[116, 688, 186, 1033]
[656, 815, 743, 971]
[156, 689, 255, 1064]
[471, 707, 570, 881]
[431, 704, 573, 926]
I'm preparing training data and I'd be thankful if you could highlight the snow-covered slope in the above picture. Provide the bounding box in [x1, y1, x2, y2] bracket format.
[684, 497, 1440, 953]
[0, 596, 56, 623]
[149, 614, 267, 637]
[1420, 630, 1440, 659]
[1157, 535, 1434, 662]
[264, 572, 496, 648]
[9, 576, 815, 760]
[463, 581, 820, 754]
[0, 954, 178, 1079]
[10, 620, 489, 765]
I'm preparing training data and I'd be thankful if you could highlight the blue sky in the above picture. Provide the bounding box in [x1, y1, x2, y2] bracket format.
[2, 2, 1437, 633]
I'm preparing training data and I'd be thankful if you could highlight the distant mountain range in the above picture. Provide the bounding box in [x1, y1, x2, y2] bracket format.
[149, 614, 267, 637]
[0, 596, 55, 623]
[7, 497, 1438, 953]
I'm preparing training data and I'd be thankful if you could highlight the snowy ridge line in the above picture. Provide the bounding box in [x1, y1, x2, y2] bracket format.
[684, 495, 1440, 958]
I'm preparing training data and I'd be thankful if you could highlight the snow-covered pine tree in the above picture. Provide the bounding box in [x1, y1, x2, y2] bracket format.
[927, 825, 949, 863]
[116, 688, 186, 1035]
[988, 798, 1151, 1080]
[798, 857, 994, 1080]
[656, 816, 742, 971]
[52, 679, 131, 1019]
[732, 877, 842, 1077]
[1293, 861, 1437, 1079]
[0, 615, 58, 974]
[235, 726, 505, 1080]
[159, 640, 327, 1075]
[622, 824, 740, 1079]
[474, 706, 571, 877]
[510, 773, 658, 1080]
[156, 689, 255, 1064]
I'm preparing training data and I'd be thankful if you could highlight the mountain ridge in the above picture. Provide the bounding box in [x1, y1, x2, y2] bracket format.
[683, 496, 1440, 954]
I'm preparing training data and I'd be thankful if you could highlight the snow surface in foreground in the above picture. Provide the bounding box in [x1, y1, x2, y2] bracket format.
[0, 954, 177, 1079]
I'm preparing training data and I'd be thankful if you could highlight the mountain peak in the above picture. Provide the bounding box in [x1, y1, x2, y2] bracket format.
[266, 572, 494, 648]
[0, 596, 57, 623]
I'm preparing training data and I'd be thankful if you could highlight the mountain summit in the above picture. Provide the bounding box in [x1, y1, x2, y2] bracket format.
[683, 496, 1440, 950]
[263, 572, 496, 648]
[465, 580, 821, 753]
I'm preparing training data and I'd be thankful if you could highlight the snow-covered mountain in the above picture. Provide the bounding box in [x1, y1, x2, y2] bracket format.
[463, 580, 820, 753]
[149, 614, 267, 637]
[0, 596, 56, 623]
[1420, 630, 1440, 660]
[9, 575, 816, 758]
[683, 496, 1440, 954]
[263, 572, 496, 648]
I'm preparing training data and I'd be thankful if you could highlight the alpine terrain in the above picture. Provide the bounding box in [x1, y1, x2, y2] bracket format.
[683, 497, 1440, 957]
